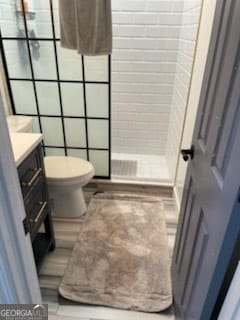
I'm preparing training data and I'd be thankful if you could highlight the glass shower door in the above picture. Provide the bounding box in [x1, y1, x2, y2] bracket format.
[0, 0, 111, 178]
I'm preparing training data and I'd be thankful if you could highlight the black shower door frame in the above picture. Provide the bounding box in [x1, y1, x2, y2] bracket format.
[0, 0, 111, 179]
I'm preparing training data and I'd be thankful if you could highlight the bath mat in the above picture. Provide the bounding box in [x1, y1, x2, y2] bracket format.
[59, 193, 172, 312]
[112, 159, 137, 177]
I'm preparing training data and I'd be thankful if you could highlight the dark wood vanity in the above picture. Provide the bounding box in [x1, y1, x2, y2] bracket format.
[17, 143, 55, 272]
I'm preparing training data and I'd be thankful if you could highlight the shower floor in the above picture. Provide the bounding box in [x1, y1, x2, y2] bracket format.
[111, 153, 171, 184]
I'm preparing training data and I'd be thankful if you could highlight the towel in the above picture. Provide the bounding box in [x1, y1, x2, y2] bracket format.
[59, 0, 112, 55]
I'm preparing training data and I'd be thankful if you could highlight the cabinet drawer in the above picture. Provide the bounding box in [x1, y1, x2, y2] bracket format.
[25, 179, 48, 236]
[18, 146, 43, 199]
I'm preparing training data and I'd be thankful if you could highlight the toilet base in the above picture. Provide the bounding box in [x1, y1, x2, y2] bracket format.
[50, 187, 87, 218]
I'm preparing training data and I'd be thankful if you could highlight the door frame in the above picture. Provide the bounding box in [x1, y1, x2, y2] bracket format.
[211, 205, 240, 318]
[173, 0, 217, 209]
[0, 89, 41, 303]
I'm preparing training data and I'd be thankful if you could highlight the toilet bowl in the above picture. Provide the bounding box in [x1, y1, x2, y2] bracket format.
[44, 156, 95, 218]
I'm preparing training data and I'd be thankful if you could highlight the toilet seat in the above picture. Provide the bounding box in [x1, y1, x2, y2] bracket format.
[44, 156, 94, 184]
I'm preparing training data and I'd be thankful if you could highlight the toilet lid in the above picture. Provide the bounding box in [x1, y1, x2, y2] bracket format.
[44, 156, 94, 182]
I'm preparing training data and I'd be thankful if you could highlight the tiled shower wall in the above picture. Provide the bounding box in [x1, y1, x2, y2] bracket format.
[111, 0, 184, 155]
[165, 0, 201, 180]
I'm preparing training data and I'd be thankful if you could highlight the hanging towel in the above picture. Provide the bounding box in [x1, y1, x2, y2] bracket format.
[59, 0, 112, 55]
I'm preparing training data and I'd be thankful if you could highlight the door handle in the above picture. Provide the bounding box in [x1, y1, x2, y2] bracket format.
[181, 146, 194, 161]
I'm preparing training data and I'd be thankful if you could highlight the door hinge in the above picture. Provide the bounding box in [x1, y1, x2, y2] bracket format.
[23, 217, 29, 235]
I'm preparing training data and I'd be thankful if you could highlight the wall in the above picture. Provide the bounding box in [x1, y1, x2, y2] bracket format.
[111, 0, 184, 155]
[174, 0, 217, 208]
[165, 0, 201, 181]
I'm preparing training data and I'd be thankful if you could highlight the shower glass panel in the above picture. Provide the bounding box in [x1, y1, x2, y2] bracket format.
[10, 80, 37, 114]
[40, 117, 64, 147]
[64, 118, 86, 148]
[3, 40, 32, 78]
[26, 0, 53, 38]
[45, 147, 65, 156]
[89, 150, 109, 177]
[32, 116, 40, 132]
[0, 0, 111, 178]
[57, 44, 83, 81]
[88, 120, 109, 149]
[86, 84, 109, 118]
[60, 83, 85, 116]
[67, 148, 87, 160]
[35, 82, 61, 115]
[84, 56, 108, 82]
[31, 41, 57, 80]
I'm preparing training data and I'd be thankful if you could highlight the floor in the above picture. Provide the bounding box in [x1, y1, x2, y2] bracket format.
[111, 153, 171, 184]
[39, 182, 178, 320]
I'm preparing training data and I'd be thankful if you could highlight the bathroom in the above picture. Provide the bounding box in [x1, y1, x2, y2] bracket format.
[0, 0, 219, 319]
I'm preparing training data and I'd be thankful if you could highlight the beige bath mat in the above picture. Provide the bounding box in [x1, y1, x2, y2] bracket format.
[59, 193, 172, 312]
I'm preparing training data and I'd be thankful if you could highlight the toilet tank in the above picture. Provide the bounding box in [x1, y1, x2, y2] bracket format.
[7, 115, 33, 133]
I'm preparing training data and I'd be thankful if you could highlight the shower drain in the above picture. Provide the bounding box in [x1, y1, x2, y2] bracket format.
[112, 159, 137, 177]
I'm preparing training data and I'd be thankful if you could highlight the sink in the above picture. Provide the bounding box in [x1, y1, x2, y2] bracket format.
[7, 115, 33, 133]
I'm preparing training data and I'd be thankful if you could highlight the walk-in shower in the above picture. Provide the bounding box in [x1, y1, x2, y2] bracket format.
[111, 0, 201, 184]
[0, 0, 202, 185]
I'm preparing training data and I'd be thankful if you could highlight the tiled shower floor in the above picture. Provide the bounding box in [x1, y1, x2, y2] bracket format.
[111, 153, 171, 184]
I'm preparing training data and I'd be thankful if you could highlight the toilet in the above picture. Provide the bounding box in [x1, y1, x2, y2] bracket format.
[7, 115, 94, 218]
[44, 156, 94, 218]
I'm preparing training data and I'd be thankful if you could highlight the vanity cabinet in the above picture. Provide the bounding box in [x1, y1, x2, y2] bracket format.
[18, 143, 55, 272]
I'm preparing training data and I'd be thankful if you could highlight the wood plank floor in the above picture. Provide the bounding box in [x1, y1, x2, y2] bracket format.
[39, 183, 178, 320]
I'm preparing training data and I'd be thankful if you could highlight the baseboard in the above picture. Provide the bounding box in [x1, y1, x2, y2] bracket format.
[93, 178, 173, 187]
[86, 179, 174, 198]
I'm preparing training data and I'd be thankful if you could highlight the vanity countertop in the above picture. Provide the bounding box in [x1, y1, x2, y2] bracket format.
[10, 132, 43, 166]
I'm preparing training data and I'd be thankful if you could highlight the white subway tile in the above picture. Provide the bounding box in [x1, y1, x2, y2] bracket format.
[112, 0, 146, 12]
[113, 25, 145, 37]
[112, 72, 175, 84]
[147, 1, 184, 12]
[145, 26, 181, 38]
[134, 13, 159, 25]
[112, 83, 173, 94]
[113, 61, 176, 73]
[112, 93, 172, 104]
